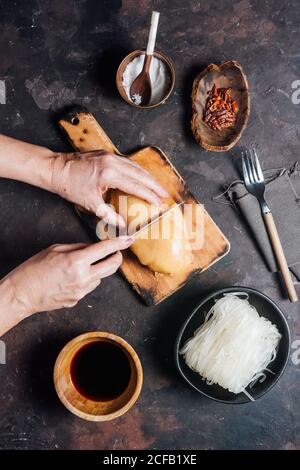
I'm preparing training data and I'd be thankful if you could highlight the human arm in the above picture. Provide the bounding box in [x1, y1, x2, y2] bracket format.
[0, 237, 133, 337]
[0, 134, 168, 226]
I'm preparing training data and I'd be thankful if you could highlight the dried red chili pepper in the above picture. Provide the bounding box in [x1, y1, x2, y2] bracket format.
[203, 85, 239, 130]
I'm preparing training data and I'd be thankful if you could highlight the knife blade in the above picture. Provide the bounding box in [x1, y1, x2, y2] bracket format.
[129, 200, 184, 237]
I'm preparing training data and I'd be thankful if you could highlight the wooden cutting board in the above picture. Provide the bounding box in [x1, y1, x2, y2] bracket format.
[58, 106, 230, 305]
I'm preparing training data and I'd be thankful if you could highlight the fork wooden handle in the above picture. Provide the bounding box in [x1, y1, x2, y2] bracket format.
[263, 212, 298, 302]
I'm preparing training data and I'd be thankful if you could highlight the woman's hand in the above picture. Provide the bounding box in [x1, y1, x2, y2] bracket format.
[0, 237, 134, 336]
[50, 151, 169, 226]
[9, 237, 134, 314]
[0, 135, 168, 226]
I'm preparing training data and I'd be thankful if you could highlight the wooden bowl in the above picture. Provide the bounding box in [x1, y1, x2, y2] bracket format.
[116, 49, 175, 109]
[54, 332, 143, 422]
[191, 61, 250, 152]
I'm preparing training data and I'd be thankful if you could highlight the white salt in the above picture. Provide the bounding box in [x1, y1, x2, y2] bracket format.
[131, 93, 142, 105]
[122, 54, 171, 106]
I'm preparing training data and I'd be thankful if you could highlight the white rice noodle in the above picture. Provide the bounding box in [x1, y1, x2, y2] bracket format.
[180, 294, 281, 398]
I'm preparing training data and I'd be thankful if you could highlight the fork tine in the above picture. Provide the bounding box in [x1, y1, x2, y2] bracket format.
[252, 148, 264, 182]
[249, 149, 259, 182]
[241, 153, 250, 186]
[245, 150, 254, 183]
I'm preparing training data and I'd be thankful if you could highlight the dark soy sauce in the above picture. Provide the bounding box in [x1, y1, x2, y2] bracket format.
[70, 341, 132, 402]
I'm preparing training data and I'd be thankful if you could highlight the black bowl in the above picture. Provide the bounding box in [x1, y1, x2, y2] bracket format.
[175, 287, 290, 404]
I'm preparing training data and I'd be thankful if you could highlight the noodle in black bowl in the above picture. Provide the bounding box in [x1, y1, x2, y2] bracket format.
[175, 286, 290, 404]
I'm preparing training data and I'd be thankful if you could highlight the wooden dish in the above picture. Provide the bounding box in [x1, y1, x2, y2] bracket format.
[191, 61, 250, 152]
[58, 106, 230, 305]
[54, 332, 143, 422]
[116, 49, 175, 109]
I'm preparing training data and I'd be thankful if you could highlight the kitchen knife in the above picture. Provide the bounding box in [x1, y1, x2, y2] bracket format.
[91, 201, 184, 240]
[129, 201, 184, 237]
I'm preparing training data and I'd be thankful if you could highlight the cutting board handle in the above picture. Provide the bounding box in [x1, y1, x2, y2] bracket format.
[59, 106, 119, 155]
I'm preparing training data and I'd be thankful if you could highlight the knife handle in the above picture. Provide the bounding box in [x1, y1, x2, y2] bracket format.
[263, 212, 298, 303]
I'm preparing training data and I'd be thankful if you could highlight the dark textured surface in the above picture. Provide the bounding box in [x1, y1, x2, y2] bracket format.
[0, 0, 299, 450]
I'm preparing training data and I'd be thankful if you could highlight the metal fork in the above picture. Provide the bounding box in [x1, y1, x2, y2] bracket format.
[242, 148, 298, 303]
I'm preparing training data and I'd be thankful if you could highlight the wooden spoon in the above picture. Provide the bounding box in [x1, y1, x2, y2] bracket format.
[130, 11, 160, 106]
